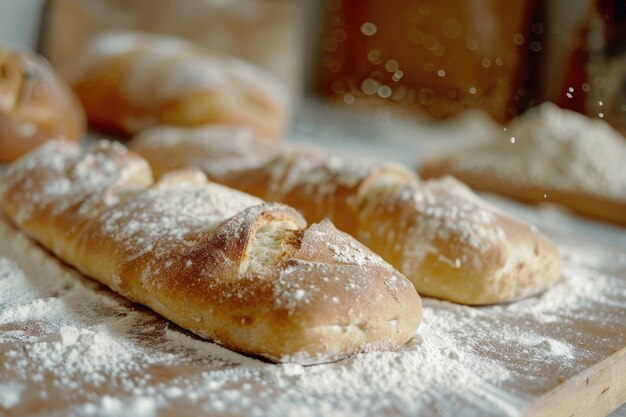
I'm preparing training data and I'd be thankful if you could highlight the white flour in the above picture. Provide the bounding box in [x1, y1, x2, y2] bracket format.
[445, 103, 626, 198]
[0, 383, 24, 409]
[1, 215, 625, 417]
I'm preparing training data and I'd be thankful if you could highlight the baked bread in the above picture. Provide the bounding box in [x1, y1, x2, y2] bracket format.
[0, 45, 85, 162]
[132, 125, 562, 304]
[62, 31, 289, 139]
[0, 139, 421, 364]
[421, 103, 626, 226]
[359, 178, 561, 304]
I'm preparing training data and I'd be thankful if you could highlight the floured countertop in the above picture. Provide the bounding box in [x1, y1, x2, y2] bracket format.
[1, 103, 626, 416]
[1, 196, 625, 417]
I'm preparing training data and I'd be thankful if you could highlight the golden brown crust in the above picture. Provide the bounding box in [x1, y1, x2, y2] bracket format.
[0, 139, 421, 363]
[64, 31, 289, 139]
[132, 125, 562, 305]
[358, 178, 562, 305]
[0, 45, 85, 162]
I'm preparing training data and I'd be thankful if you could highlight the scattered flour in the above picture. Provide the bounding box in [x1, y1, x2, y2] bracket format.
[0, 383, 25, 409]
[1, 212, 625, 417]
[443, 103, 626, 198]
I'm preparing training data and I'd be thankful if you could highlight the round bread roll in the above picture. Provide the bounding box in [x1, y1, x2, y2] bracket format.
[0, 45, 85, 162]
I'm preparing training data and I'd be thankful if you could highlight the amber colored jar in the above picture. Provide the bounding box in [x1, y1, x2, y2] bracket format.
[319, 0, 541, 122]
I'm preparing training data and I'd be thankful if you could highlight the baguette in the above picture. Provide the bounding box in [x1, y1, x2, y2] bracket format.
[132, 125, 562, 305]
[0, 139, 421, 364]
[62, 31, 288, 139]
[0, 44, 85, 162]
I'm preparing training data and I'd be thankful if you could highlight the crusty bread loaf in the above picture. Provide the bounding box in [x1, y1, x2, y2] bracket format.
[358, 178, 561, 304]
[0, 139, 421, 364]
[62, 31, 289, 139]
[420, 103, 626, 226]
[0, 45, 85, 162]
[132, 125, 562, 304]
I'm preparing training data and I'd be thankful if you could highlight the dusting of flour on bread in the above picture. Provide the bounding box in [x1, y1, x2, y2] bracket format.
[2, 211, 625, 416]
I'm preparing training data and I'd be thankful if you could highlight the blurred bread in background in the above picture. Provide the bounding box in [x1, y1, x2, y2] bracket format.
[37, 0, 624, 137]
[0, 44, 85, 162]
[61, 31, 289, 139]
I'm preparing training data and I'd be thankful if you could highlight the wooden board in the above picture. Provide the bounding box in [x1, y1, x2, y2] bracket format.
[529, 347, 626, 417]
[487, 197, 626, 417]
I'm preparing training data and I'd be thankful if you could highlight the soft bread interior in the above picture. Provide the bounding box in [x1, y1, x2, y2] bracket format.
[240, 220, 299, 275]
